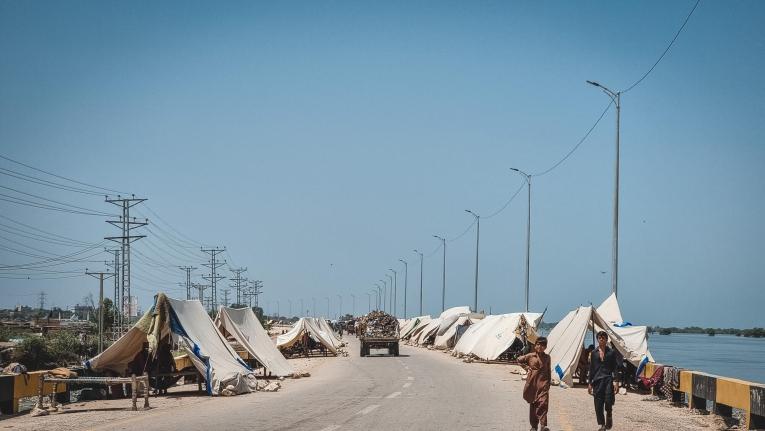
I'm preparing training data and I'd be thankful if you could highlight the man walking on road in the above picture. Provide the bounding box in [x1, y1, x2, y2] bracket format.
[517, 337, 551, 431]
[588, 331, 620, 430]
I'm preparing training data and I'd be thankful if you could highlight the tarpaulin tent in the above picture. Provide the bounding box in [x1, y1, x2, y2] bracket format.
[215, 306, 294, 377]
[433, 315, 471, 349]
[85, 294, 257, 395]
[316, 318, 343, 348]
[596, 293, 654, 366]
[452, 313, 542, 359]
[414, 318, 442, 345]
[399, 316, 427, 340]
[545, 306, 648, 386]
[404, 316, 432, 341]
[276, 318, 338, 354]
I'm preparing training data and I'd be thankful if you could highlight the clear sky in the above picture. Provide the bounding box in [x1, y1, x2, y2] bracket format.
[1, 1, 763, 327]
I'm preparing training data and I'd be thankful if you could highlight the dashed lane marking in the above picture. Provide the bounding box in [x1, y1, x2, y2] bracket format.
[402, 382, 412, 388]
[386, 391, 401, 399]
[358, 404, 380, 415]
[319, 426, 340, 431]
[407, 376, 414, 380]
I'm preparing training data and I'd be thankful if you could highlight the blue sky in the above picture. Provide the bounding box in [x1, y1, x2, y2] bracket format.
[1, 1, 763, 327]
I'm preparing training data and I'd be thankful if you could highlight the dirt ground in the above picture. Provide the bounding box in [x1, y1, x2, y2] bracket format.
[0, 355, 332, 431]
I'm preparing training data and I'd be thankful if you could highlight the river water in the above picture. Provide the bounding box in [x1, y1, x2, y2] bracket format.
[648, 333, 765, 384]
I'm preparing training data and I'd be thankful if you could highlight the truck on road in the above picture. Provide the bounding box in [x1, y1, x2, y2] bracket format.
[358, 311, 399, 357]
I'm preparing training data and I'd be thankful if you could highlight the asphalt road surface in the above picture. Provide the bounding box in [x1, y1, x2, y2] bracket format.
[82, 337, 711, 431]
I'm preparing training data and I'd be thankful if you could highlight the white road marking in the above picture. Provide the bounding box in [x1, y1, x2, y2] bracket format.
[402, 382, 412, 388]
[358, 404, 380, 415]
[319, 426, 340, 431]
[407, 376, 414, 380]
[386, 391, 401, 399]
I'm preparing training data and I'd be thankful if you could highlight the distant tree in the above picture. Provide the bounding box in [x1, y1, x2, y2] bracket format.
[707, 328, 716, 336]
[659, 328, 672, 335]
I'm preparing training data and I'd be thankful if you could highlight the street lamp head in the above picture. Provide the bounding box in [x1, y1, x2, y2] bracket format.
[509, 167, 519, 172]
[399, 259, 406, 264]
[586, 80, 601, 87]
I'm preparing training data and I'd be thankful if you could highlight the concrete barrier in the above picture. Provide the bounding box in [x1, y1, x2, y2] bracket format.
[641, 362, 765, 429]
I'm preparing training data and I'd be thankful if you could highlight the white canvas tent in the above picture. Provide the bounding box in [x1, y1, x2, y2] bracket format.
[399, 316, 427, 340]
[215, 306, 294, 377]
[86, 294, 257, 395]
[452, 313, 542, 360]
[433, 315, 470, 349]
[405, 316, 432, 341]
[276, 317, 338, 354]
[414, 318, 442, 345]
[545, 306, 649, 386]
[596, 293, 654, 365]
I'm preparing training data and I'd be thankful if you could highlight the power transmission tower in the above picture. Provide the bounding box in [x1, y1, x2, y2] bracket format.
[105, 194, 147, 336]
[222, 289, 230, 307]
[38, 291, 47, 311]
[201, 247, 226, 312]
[179, 266, 197, 300]
[229, 267, 247, 305]
[251, 280, 263, 308]
[192, 283, 209, 303]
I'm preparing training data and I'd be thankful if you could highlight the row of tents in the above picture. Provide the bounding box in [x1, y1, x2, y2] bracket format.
[399, 293, 653, 386]
[85, 293, 340, 396]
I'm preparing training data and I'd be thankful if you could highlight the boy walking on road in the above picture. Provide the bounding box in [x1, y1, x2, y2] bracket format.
[517, 337, 551, 431]
[589, 331, 620, 430]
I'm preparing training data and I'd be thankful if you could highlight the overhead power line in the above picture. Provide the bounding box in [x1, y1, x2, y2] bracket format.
[0, 153, 127, 194]
[621, 0, 701, 94]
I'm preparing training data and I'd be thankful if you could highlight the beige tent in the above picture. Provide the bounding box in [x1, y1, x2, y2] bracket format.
[405, 316, 432, 341]
[452, 313, 541, 360]
[215, 306, 294, 377]
[545, 306, 648, 386]
[433, 315, 471, 349]
[276, 317, 338, 354]
[399, 316, 429, 340]
[414, 318, 442, 345]
[86, 294, 257, 395]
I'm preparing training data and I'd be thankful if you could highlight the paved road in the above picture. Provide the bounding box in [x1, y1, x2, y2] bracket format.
[99, 337, 533, 431]
[85, 337, 711, 431]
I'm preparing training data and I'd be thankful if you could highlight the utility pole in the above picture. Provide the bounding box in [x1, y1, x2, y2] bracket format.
[179, 266, 196, 300]
[105, 194, 147, 335]
[192, 283, 208, 303]
[388, 269, 397, 317]
[325, 297, 330, 318]
[399, 259, 408, 319]
[350, 294, 356, 317]
[229, 267, 247, 305]
[222, 289, 230, 307]
[38, 291, 47, 312]
[337, 294, 342, 318]
[465, 210, 481, 313]
[312, 297, 316, 318]
[201, 247, 226, 312]
[433, 235, 447, 312]
[511, 168, 532, 311]
[587, 80, 621, 298]
[250, 280, 263, 308]
[414, 250, 423, 316]
[86, 269, 113, 353]
[380, 279, 387, 313]
[105, 249, 120, 332]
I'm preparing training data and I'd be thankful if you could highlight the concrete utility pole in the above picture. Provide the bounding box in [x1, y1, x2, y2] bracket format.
[414, 250, 424, 316]
[201, 247, 226, 312]
[384, 275, 393, 314]
[433, 235, 447, 312]
[337, 294, 342, 318]
[587, 80, 621, 298]
[312, 297, 317, 318]
[105, 248, 120, 332]
[374, 284, 382, 310]
[179, 266, 197, 300]
[105, 194, 147, 335]
[229, 267, 247, 305]
[511, 168, 532, 312]
[398, 259, 408, 319]
[465, 210, 481, 313]
[380, 279, 387, 313]
[366, 292, 372, 313]
[86, 269, 113, 353]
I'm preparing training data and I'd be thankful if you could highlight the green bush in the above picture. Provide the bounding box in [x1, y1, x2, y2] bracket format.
[12, 336, 54, 370]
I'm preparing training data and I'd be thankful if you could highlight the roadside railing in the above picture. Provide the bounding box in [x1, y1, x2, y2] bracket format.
[641, 362, 765, 429]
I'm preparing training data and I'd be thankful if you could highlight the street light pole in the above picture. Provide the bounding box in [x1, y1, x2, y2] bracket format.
[337, 294, 342, 318]
[325, 296, 330, 318]
[350, 294, 356, 317]
[380, 279, 387, 312]
[413, 250, 424, 315]
[388, 269, 397, 317]
[366, 292, 372, 313]
[385, 274, 393, 315]
[511, 168, 532, 312]
[312, 297, 316, 318]
[433, 235, 446, 312]
[398, 259, 408, 319]
[587, 80, 621, 298]
[465, 210, 481, 312]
